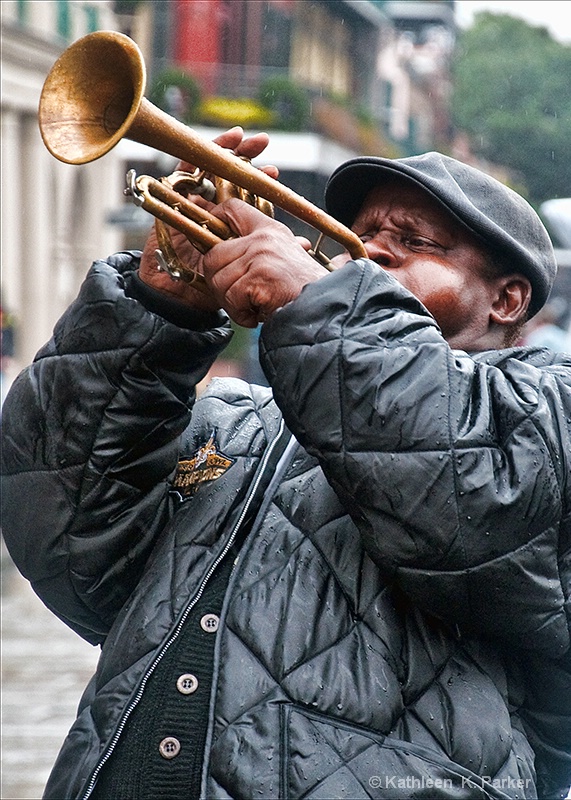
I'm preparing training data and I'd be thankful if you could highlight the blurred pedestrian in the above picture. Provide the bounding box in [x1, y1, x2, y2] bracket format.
[0, 305, 16, 407]
[524, 300, 570, 353]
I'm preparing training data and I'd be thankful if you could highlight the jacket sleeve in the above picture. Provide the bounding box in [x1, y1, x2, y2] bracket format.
[0, 252, 232, 643]
[260, 259, 571, 659]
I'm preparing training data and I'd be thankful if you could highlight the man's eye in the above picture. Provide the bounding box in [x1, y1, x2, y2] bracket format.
[403, 235, 437, 249]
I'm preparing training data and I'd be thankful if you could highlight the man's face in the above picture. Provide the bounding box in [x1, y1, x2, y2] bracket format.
[338, 178, 499, 350]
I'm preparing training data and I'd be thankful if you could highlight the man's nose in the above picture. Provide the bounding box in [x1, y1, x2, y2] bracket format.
[363, 235, 400, 268]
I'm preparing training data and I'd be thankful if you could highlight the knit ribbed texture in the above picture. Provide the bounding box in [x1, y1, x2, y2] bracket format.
[92, 554, 234, 799]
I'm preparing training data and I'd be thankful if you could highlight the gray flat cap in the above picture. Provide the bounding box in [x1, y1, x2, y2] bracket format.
[325, 152, 557, 317]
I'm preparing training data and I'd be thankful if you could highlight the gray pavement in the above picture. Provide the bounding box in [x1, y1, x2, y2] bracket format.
[2, 555, 99, 800]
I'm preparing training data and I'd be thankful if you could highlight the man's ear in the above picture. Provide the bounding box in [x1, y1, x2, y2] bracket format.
[489, 274, 532, 327]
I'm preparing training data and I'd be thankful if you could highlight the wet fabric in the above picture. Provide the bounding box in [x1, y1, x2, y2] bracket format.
[1, 252, 569, 799]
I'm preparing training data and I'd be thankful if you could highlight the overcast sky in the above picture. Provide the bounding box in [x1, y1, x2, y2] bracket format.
[455, 0, 571, 44]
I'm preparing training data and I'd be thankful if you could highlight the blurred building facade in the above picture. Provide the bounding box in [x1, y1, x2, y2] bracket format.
[112, 0, 457, 243]
[1, 0, 122, 375]
[1, 0, 457, 377]
[116, 0, 456, 158]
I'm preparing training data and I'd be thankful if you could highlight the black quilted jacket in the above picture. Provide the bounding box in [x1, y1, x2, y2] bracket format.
[2, 253, 570, 799]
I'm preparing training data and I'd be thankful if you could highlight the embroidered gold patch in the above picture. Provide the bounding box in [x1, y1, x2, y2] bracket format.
[172, 434, 235, 496]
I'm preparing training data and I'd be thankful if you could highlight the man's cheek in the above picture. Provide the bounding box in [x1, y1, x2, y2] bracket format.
[421, 287, 468, 336]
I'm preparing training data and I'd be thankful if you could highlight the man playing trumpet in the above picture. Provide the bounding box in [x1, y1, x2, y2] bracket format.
[2, 127, 570, 800]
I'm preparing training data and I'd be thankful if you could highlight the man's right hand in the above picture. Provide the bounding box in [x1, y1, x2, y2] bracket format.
[138, 126, 279, 314]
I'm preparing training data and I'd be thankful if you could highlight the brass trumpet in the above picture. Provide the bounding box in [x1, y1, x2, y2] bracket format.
[38, 30, 367, 287]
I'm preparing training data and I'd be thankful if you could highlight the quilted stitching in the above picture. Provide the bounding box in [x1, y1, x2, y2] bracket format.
[207, 457, 525, 796]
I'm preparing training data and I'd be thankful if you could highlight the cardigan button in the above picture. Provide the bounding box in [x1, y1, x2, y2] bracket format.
[176, 673, 199, 694]
[200, 613, 219, 633]
[159, 736, 181, 759]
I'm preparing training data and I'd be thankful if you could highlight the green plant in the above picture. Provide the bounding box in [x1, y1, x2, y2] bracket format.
[149, 68, 201, 124]
[258, 77, 310, 131]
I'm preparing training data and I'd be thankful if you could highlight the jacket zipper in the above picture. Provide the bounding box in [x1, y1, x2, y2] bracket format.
[81, 419, 287, 800]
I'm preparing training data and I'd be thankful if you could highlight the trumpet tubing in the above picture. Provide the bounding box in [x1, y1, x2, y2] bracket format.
[39, 30, 367, 262]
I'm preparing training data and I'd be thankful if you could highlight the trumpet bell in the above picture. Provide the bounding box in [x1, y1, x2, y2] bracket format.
[39, 31, 146, 165]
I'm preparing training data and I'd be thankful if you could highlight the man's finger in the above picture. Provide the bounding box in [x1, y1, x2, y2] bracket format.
[258, 165, 280, 180]
[174, 128, 246, 174]
[212, 126, 245, 150]
[212, 198, 281, 238]
[234, 132, 270, 160]
[294, 236, 313, 252]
